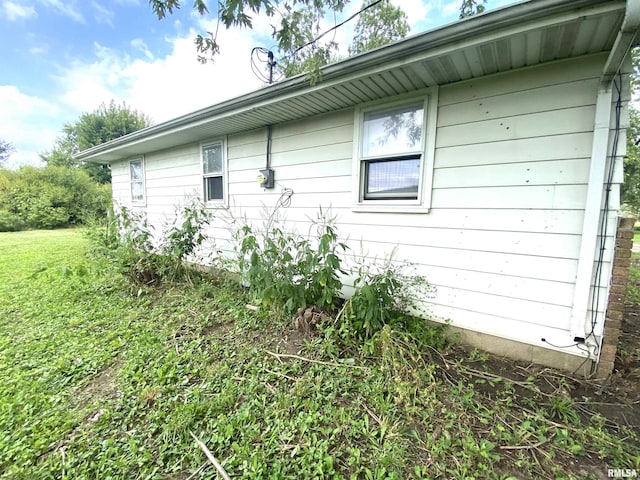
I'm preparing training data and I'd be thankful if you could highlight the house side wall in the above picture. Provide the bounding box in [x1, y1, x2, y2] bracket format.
[110, 53, 623, 363]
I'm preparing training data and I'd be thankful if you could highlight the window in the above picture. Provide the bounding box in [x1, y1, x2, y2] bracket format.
[202, 140, 225, 203]
[129, 158, 145, 203]
[354, 91, 437, 212]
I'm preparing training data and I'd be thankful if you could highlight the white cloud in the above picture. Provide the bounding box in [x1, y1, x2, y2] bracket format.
[38, 0, 83, 22]
[2, 1, 37, 21]
[2, 12, 276, 169]
[130, 38, 153, 60]
[0, 86, 62, 167]
[442, 0, 461, 17]
[91, 1, 113, 26]
[52, 20, 272, 125]
[391, 0, 431, 29]
[29, 44, 48, 55]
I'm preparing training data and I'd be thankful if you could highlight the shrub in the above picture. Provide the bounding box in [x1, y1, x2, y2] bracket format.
[0, 209, 25, 232]
[161, 199, 211, 263]
[0, 165, 110, 229]
[234, 207, 347, 314]
[87, 200, 212, 286]
[337, 251, 433, 340]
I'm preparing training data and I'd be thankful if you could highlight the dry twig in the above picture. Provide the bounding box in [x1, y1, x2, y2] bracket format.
[361, 401, 382, 426]
[186, 462, 209, 480]
[265, 369, 298, 382]
[190, 431, 231, 480]
[265, 350, 367, 370]
[499, 439, 549, 450]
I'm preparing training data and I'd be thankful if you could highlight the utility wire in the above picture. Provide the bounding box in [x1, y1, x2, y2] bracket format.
[586, 73, 623, 344]
[281, 0, 383, 62]
[250, 0, 384, 84]
[251, 47, 272, 83]
[542, 73, 624, 366]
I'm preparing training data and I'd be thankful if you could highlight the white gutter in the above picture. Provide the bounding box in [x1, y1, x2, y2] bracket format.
[569, 0, 640, 341]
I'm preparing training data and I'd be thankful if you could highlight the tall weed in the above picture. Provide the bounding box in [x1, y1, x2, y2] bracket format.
[338, 251, 433, 340]
[87, 199, 212, 286]
[234, 207, 347, 314]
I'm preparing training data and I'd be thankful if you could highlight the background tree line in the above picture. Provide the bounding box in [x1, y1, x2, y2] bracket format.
[0, 101, 151, 231]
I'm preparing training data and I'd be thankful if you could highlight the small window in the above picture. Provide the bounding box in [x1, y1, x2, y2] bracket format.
[354, 91, 437, 212]
[129, 158, 145, 203]
[361, 103, 424, 200]
[202, 141, 225, 203]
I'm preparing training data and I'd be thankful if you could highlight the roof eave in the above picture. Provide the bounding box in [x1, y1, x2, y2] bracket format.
[76, 0, 621, 163]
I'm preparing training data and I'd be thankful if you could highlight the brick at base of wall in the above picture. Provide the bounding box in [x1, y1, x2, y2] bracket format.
[596, 217, 635, 378]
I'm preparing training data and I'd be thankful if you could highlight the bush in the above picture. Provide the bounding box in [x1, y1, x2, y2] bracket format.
[87, 201, 212, 286]
[337, 252, 433, 340]
[90, 200, 437, 347]
[234, 207, 347, 314]
[0, 165, 110, 230]
[0, 210, 25, 232]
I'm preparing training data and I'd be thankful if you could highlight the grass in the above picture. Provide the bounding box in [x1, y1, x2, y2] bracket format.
[1, 229, 639, 479]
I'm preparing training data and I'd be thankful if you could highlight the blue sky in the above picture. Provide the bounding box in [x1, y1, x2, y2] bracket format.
[0, 0, 516, 168]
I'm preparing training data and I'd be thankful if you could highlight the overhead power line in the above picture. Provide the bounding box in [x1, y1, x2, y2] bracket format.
[286, 0, 383, 60]
[250, 0, 384, 84]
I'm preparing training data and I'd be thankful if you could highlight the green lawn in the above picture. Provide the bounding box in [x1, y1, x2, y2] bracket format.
[0, 229, 638, 479]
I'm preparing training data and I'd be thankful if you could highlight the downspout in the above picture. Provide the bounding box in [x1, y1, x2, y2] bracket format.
[569, 0, 640, 342]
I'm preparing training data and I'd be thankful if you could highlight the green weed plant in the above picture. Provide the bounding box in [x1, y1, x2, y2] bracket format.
[234, 207, 347, 314]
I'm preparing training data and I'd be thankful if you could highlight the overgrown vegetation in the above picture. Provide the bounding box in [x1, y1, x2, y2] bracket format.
[234, 207, 347, 314]
[338, 252, 432, 341]
[0, 165, 110, 231]
[1, 228, 638, 479]
[87, 201, 210, 286]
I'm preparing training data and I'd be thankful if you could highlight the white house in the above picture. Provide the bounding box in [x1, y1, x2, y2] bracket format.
[78, 0, 640, 374]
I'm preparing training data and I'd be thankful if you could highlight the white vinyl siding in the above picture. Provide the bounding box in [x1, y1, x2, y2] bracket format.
[108, 53, 625, 359]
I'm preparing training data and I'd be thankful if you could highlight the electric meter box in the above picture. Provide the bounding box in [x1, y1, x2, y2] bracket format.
[258, 168, 275, 189]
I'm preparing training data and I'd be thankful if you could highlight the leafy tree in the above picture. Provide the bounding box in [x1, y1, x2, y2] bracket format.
[0, 139, 14, 166]
[276, 2, 342, 78]
[349, 0, 409, 55]
[0, 166, 110, 231]
[460, 0, 487, 18]
[41, 100, 152, 184]
[43, 135, 76, 168]
[621, 48, 640, 215]
[277, 0, 409, 80]
[622, 107, 640, 215]
[149, 0, 478, 67]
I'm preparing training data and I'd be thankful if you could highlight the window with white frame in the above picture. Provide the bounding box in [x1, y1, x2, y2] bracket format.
[129, 158, 145, 203]
[354, 92, 436, 211]
[202, 140, 225, 203]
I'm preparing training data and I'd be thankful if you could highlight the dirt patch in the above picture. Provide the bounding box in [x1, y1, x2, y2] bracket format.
[39, 363, 122, 464]
[455, 344, 640, 434]
[72, 362, 121, 409]
[201, 322, 235, 337]
[275, 328, 309, 355]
